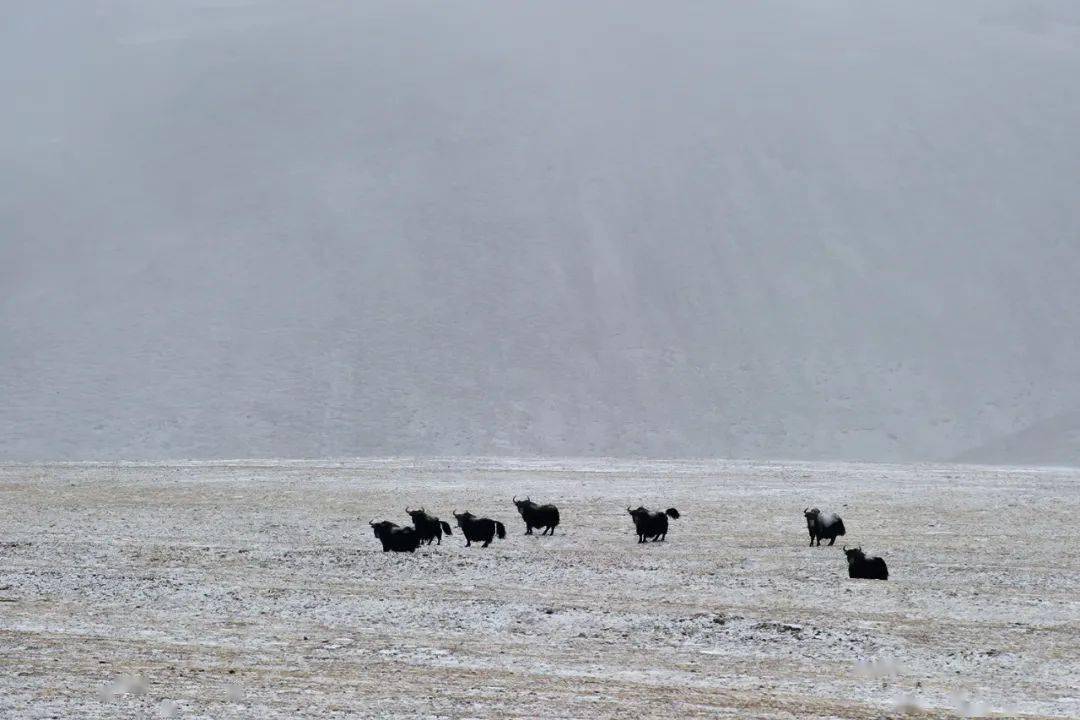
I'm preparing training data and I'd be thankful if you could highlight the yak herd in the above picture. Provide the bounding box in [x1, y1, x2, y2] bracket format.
[370, 498, 890, 580]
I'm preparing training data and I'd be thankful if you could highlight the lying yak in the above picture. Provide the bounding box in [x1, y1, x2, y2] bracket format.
[803, 507, 846, 546]
[513, 496, 560, 535]
[405, 507, 453, 545]
[627, 506, 680, 543]
[369, 521, 420, 553]
[453, 511, 506, 548]
[844, 546, 888, 580]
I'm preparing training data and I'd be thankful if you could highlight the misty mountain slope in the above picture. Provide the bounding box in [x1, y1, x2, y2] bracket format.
[954, 411, 1080, 467]
[2, 1, 1080, 462]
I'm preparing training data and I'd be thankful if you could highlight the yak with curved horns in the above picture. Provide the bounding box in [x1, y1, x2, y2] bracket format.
[453, 511, 506, 548]
[369, 521, 421, 553]
[627, 506, 680, 543]
[513, 496, 560, 535]
[843, 546, 888, 580]
[406, 507, 453, 545]
[803, 507, 846, 546]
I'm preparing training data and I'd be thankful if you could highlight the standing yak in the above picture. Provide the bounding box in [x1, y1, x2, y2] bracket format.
[512, 496, 560, 535]
[843, 546, 889, 580]
[803, 507, 846, 546]
[453, 511, 506, 548]
[369, 521, 421, 553]
[627, 506, 680, 543]
[405, 507, 453, 545]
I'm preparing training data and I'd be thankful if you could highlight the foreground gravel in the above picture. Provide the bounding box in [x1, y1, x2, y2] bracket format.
[1, 458, 1077, 719]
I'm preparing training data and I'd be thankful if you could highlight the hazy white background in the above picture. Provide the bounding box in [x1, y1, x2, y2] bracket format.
[2, 1, 1079, 463]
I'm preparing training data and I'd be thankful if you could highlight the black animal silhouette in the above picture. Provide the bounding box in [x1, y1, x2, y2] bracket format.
[453, 511, 506, 548]
[369, 521, 420, 553]
[803, 507, 846, 546]
[843, 546, 888, 580]
[406, 507, 453, 545]
[513, 496, 560, 535]
[627, 506, 680, 543]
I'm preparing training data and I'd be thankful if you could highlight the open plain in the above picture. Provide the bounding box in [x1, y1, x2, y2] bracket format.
[0, 458, 1077, 718]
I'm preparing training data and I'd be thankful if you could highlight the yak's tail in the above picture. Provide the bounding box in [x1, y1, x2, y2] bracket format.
[440, 520, 453, 536]
[495, 521, 506, 539]
[835, 518, 846, 536]
[665, 508, 680, 519]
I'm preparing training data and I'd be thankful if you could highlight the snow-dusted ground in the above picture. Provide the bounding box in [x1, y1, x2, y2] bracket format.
[1, 458, 1077, 718]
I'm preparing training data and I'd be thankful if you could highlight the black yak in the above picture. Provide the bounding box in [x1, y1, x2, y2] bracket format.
[369, 521, 420, 553]
[627, 506, 680, 543]
[405, 507, 453, 545]
[843, 546, 888, 580]
[453, 511, 506, 548]
[803, 507, 846, 546]
[512, 496, 560, 535]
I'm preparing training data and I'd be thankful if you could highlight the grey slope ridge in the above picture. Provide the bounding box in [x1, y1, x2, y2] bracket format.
[3, 2, 1080, 462]
[953, 411, 1080, 468]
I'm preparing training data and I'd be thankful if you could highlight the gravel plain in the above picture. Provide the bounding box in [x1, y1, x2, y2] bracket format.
[1, 458, 1078, 719]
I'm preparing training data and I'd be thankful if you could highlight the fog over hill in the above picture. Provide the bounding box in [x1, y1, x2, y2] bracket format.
[3, 1, 1080, 463]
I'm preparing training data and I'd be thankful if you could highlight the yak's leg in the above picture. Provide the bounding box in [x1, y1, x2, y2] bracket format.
[525, 526, 533, 535]
[482, 539, 491, 548]
[465, 539, 471, 547]
[827, 536, 836, 546]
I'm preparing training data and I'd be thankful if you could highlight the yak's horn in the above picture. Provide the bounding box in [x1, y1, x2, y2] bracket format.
[405, 506, 411, 514]
[804, 507, 809, 513]
[513, 496, 518, 503]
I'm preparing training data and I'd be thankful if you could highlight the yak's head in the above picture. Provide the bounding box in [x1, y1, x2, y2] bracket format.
[843, 545, 865, 563]
[452, 511, 474, 527]
[627, 506, 650, 520]
[405, 507, 429, 523]
[370, 520, 397, 538]
[513, 496, 535, 514]
[804, 507, 820, 527]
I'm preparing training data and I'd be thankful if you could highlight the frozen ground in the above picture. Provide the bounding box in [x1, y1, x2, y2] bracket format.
[0, 458, 1077, 719]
